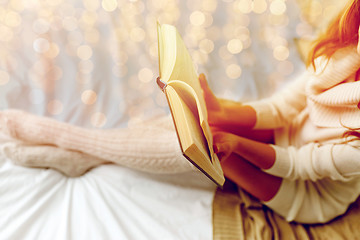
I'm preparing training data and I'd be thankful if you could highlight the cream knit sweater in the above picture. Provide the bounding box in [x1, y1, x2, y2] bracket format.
[246, 47, 360, 182]
[244, 46, 360, 223]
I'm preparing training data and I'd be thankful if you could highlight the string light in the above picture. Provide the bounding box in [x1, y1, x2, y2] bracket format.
[190, 11, 205, 26]
[270, 0, 287, 15]
[227, 39, 243, 54]
[33, 38, 50, 53]
[0, 0, 342, 127]
[226, 64, 242, 79]
[91, 112, 107, 128]
[102, 0, 118, 12]
[77, 45, 93, 60]
[138, 68, 154, 83]
[81, 90, 97, 105]
[273, 45, 290, 61]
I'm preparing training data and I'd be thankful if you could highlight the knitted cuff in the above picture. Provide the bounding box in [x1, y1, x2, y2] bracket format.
[262, 145, 292, 179]
[243, 101, 279, 129]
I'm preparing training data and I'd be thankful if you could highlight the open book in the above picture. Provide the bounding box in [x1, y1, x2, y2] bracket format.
[156, 23, 225, 187]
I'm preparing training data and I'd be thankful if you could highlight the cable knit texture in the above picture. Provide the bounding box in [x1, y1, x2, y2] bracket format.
[255, 46, 360, 181]
[0, 110, 195, 176]
[306, 47, 360, 128]
[246, 46, 360, 223]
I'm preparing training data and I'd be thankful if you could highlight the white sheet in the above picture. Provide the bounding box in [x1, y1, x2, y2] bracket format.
[0, 0, 317, 239]
[0, 154, 215, 240]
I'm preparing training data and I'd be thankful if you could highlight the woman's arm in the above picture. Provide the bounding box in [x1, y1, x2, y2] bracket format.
[244, 71, 310, 129]
[214, 129, 360, 181]
[266, 142, 360, 181]
[199, 73, 257, 129]
[200, 71, 310, 130]
[212, 130, 282, 201]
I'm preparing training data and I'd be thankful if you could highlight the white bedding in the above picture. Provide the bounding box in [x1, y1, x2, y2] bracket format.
[0, 0, 316, 239]
[0, 155, 215, 239]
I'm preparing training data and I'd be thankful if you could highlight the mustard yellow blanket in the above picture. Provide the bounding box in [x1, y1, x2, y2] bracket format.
[213, 182, 360, 240]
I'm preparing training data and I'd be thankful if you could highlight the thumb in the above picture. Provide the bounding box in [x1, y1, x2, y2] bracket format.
[199, 73, 221, 109]
[199, 73, 211, 92]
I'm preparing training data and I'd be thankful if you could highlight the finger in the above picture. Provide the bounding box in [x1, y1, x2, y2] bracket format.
[208, 112, 230, 126]
[212, 132, 238, 154]
[199, 73, 208, 90]
[212, 131, 233, 142]
[212, 131, 226, 142]
[199, 73, 218, 102]
[215, 146, 232, 163]
[357, 25, 360, 54]
[210, 126, 225, 134]
[216, 152, 230, 162]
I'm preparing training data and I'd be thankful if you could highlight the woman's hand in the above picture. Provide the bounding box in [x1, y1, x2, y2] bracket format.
[199, 73, 257, 129]
[199, 73, 231, 126]
[212, 128, 238, 162]
[212, 128, 276, 170]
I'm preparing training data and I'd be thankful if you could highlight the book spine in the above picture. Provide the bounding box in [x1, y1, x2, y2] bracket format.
[156, 77, 167, 92]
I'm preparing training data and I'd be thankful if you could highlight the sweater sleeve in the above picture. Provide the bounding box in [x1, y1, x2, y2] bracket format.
[264, 142, 360, 181]
[244, 71, 310, 129]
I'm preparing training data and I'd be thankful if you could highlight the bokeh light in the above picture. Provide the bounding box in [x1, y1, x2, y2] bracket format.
[236, 0, 252, 14]
[226, 64, 242, 79]
[77, 45, 93, 60]
[253, 0, 267, 14]
[91, 112, 107, 128]
[33, 38, 50, 53]
[5, 11, 22, 27]
[138, 67, 154, 83]
[81, 90, 97, 105]
[270, 0, 287, 15]
[0, 0, 343, 127]
[102, 0, 118, 12]
[273, 45, 289, 61]
[227, 39, 243, 54]
[199, 39, 214, 54]
[190, 11, 205, 26]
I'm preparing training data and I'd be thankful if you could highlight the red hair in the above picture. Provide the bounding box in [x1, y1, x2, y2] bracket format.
[307, 0, 360, 68]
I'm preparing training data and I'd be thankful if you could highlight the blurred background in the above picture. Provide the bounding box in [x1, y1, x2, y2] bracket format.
[0, 0, 348, 128]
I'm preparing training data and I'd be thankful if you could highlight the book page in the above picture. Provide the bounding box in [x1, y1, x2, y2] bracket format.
[157, 24, 215, 162]
[166, 85, 224, 185]
[166, 86, 210, 159]
[167, 80, 211, 160]
[157, 23, 176, 83]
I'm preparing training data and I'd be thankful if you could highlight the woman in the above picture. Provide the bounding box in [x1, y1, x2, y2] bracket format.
[200, 0, 360, 223]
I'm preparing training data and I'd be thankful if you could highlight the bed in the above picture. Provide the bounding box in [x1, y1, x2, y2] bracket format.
[1, 0, 357, 239]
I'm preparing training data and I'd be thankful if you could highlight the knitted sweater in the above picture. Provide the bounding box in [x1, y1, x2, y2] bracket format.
[246, 46, 360, 182]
